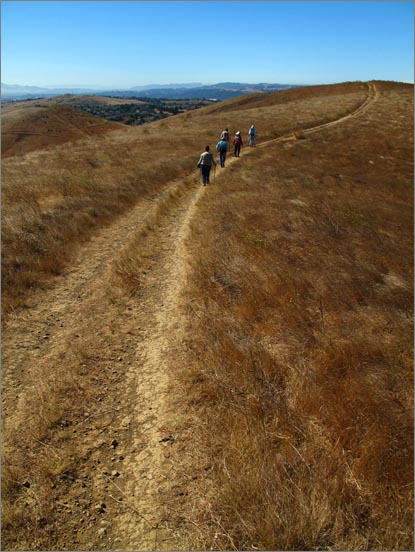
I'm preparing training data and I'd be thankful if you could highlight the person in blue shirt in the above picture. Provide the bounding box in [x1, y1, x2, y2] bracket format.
[248, 125, 256, 146]
[216, 138, 229, 168]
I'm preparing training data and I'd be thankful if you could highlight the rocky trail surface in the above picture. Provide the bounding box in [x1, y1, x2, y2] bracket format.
[2, 83, 376, 550]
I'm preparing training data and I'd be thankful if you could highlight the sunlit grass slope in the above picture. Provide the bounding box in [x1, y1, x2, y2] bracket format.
[1, 80, 413, 550]
[2, 81, 368, 317]
[176, 81, 413, 550]
[1, 103, 127, 158]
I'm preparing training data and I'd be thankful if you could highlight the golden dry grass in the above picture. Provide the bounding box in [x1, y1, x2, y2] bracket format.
[2, 81, 413, 550]
[1, 103, 127, 157]
[172, 81, 413, 550]
[2, 81, 368, 319]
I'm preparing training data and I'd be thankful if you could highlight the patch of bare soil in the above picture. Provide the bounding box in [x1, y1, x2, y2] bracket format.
[2, 83, 380, 550]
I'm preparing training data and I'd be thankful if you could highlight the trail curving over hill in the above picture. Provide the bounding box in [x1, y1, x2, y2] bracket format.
[2, 82, 380, 550]
[255, 82, 377, 148]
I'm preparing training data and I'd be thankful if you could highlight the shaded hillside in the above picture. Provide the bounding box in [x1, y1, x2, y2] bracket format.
[1, 103, 127, 158]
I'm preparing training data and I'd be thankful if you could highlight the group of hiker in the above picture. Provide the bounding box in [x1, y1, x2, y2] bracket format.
[196, 125, 256, 186]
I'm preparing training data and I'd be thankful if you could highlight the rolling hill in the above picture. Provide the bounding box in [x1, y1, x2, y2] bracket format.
[1, 100, 128, 158]
[2, 80, 413, 551]
[1, 95, 215, 157]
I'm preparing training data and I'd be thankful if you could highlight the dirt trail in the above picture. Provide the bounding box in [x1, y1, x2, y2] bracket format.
[2, 166, 210, 548]
[256, 82, 377, 148]
[2, 83, 377, 549]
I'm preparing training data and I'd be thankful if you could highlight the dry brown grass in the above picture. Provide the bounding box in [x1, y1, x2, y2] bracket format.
[2, 81, 412, 550]
[1, 297, 137, 549]
[173, 81, 413, 550]
[2, 81, 368, 320]
[1, 104, 127, 157]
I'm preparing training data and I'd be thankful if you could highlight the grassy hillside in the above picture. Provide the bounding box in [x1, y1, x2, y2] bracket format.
[1, 103, 127, 158]
[1, 95, 215, 155]
[1, 80, 413, 550]
[172, 80, 414, 550]
[2, 81, 368, 317]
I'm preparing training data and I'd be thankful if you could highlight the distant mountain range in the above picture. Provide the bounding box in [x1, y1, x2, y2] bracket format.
[2, 82, 300, 101]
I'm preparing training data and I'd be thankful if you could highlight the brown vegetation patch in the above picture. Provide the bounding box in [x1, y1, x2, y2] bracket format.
[1, 104, 126, 158]
[2, 81, 413, 550]
[2, 82, 371, 319]
[172, 81, 413, 550]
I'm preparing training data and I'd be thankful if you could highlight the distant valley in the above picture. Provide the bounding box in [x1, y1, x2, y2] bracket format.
[2, 81, 300, 101]
[1, 94, 215, 157]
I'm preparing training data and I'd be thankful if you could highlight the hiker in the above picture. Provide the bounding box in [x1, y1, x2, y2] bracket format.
[233, 131, 243, 157]
[196, 145, 217, 186]
[216, 137, 229, 168]
[220, 127, 230, 143]
[248, 125, 256, 146]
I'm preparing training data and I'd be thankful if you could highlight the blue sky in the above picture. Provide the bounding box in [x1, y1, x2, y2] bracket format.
[2, 1, 414, 88]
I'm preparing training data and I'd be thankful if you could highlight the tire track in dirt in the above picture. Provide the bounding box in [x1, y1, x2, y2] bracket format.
[2, 82, 377, 549]
[108, 178, 205, 549]
[2, 195, 156, 413]
[108, 80, 379, 549]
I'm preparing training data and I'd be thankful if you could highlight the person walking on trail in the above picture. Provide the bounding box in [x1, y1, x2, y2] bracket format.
[216, 137, 229, 168]
[248, 125, 256, 146]
[220, 128, 230, 143]
[197, 145, 217, 186]
[233, 131, 243, 157]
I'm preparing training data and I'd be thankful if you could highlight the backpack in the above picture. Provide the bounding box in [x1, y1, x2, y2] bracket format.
[216, 140, 226, 152]
[234, 134, 241, 144]
[221, 131, 229, 141]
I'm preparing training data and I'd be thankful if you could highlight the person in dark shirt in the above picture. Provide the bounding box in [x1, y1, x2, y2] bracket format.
[233, 131, 243, 157]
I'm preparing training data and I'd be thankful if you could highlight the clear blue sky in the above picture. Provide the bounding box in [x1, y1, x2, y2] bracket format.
[2, 1, 414, 88]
